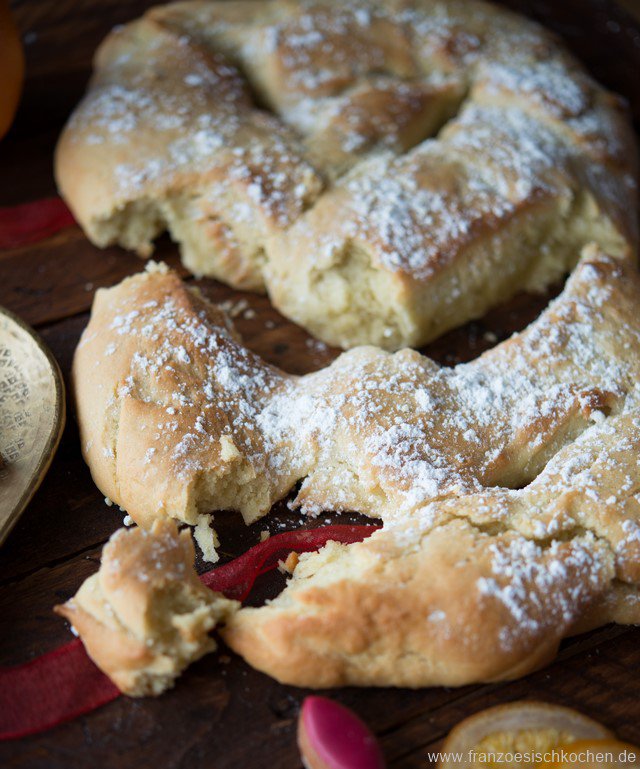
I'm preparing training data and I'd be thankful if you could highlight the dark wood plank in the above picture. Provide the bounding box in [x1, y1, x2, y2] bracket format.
[0, 234, 187, 328]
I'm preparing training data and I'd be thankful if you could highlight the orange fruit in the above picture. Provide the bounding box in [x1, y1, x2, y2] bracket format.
[540, 738, 640, 767]
[0, 0, 25, 139]
[437, 701, 612, 768]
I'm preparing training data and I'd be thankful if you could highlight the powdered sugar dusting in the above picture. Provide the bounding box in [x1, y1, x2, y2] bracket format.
[89, 249, 640, 555]
[69, 0, 640, 669]
[62, 0, 633, 307]
[477, 534, 610, 650]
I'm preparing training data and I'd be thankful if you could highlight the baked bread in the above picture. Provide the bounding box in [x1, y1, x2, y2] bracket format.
[70, 244, 640, 688]
[55, 519, 238, 696]
[55, 0, 637, 350]
[224, 415, 640, 686]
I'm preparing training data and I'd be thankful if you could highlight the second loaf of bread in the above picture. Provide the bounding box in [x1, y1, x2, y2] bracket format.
[55, 0, 637, 350]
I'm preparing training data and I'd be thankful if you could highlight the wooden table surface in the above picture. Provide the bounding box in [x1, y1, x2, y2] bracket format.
[1, 1, 639, 767]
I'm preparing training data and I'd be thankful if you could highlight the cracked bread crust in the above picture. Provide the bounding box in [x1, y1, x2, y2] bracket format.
[223, 411, 640, 687]
[55, 520, 238, 696]
[55, 0, 637, 350]
[223, 524, 617, 687]
[70, 244, 640, 688]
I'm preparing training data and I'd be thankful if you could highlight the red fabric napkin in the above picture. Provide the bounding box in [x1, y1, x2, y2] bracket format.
[0, 524, 378, 740]
[0, 198, 75, 249]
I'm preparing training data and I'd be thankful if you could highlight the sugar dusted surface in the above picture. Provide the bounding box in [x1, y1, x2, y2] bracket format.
[61, 0, 635, 289]
[79, 247, 640, 665]
[66, 0, 640, 679]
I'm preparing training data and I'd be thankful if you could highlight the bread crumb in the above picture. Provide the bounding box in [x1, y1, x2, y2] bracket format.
[194, 514, 220, 563]
[219, 297, 250, 318]
[145, 260, 169, 275]
[219, 434, 241, 462]
[278, 552, 299, 574]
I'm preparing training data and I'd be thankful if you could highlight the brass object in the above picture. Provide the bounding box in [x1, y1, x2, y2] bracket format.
[0, 306, 65, 544]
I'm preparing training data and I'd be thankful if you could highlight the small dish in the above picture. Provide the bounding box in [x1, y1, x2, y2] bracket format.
[0, 306, 65, 544]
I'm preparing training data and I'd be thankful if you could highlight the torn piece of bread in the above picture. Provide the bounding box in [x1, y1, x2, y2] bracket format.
[71, 247, 640, 688]
[55, 0, 637, 351]
[55, 520, 238, 696]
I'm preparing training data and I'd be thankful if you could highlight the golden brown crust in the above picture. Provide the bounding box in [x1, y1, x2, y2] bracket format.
[55, 520, 238, 696]
[223, 524, 608, 688]
[222, 428, 640, 687]
[71, 244, 640, 688]
[55, 0, 637, 350]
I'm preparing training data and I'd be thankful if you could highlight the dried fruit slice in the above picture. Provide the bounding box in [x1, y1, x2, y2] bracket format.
[437, 702, 613, 768]
[542, 739, 640, 767]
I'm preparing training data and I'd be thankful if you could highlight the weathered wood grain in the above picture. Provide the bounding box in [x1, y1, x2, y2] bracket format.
[0, 235, 187, 328]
